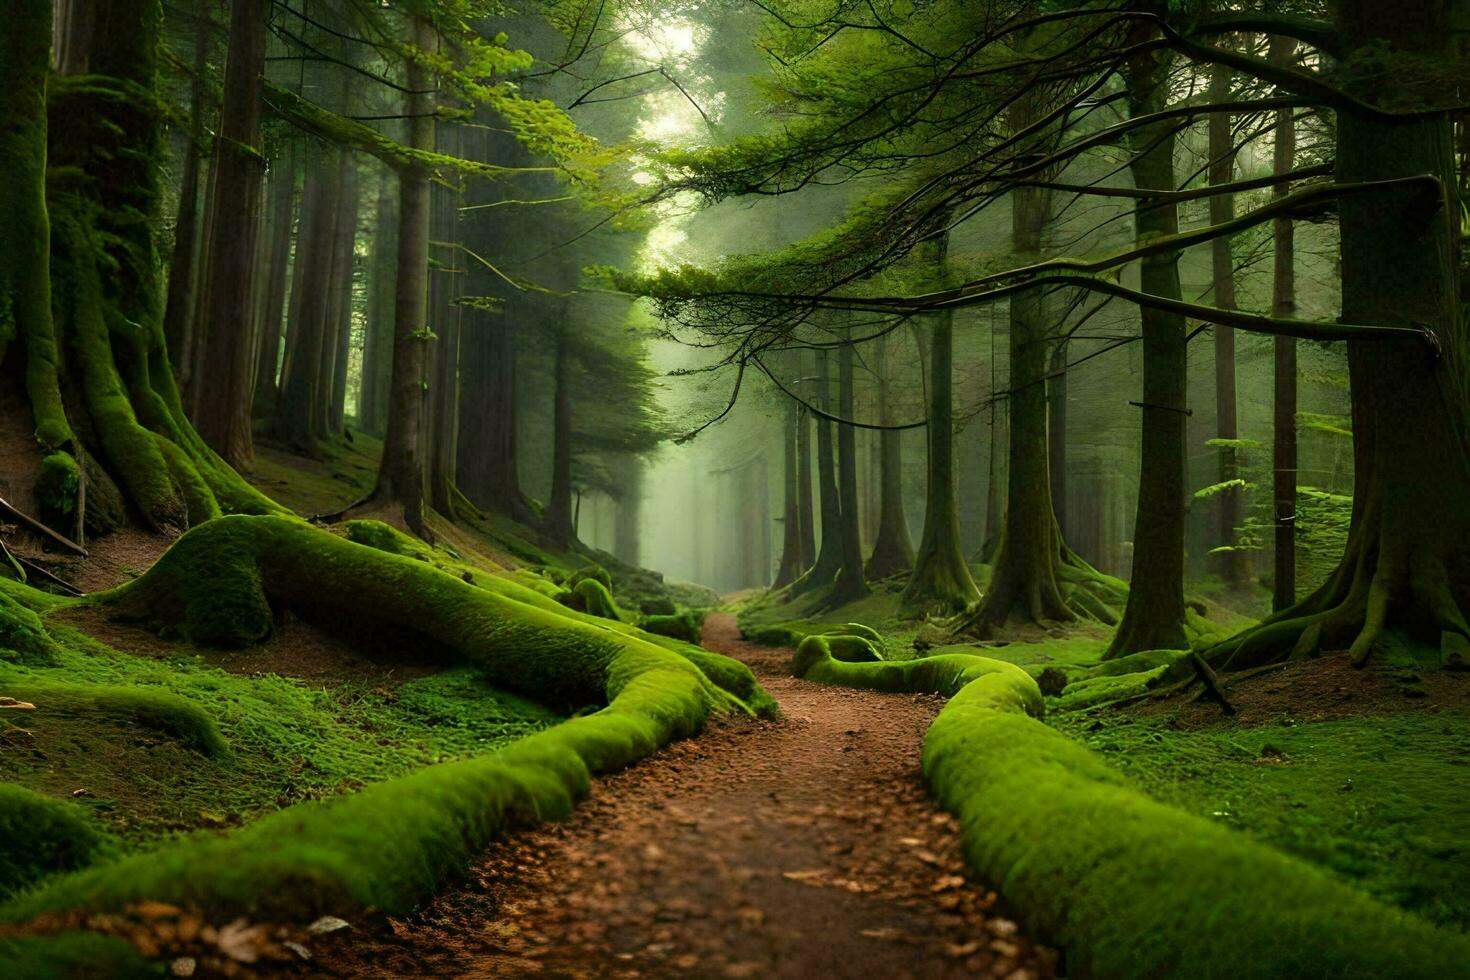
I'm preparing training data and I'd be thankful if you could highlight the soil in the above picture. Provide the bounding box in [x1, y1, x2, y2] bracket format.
[310, 614, 1057, 979]
[1137, 653, 1470, 729]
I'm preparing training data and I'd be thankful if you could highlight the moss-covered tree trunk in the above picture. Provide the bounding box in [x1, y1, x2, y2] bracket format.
[866, 331, 914, 579]
[1, 0, 57, 436]
[831, 340, 870, 604]
[902, 300, 981, 615]
[1270, 37, 1298, 613]
[193, 0, 268, 469]
[1212, 0, 1470, 670]
[369, 12, 436, 536]
[26, 0, 279, 532]
[1105, 38, 1190, 658]
[792, 347, 843, 596]
[1208, 65, 1250, 588]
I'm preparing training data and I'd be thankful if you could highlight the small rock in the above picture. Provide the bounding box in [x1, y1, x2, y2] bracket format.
[169, 957, 196, 977]
[307, 916, 351, 934]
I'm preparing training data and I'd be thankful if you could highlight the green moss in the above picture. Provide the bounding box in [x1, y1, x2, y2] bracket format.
[639, 610, 702, 645]
[0, 588, 63, 665]
[561, 578, 623, 622]
[0, 931, 149, 979]
[570, 563, 613, 592]
[1052, 709, 1470, 930]
[34, 452, 80, 535]
[3, 678, 227, 757]
[921, 671, 1470, 977]
[0, 785, 109, 902]
[1, 517, 758, 927]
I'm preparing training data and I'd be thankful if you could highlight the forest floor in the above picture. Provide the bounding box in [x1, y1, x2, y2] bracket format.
[312, 613, 1058, 979]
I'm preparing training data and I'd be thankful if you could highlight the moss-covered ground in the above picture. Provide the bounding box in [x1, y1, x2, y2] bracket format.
[1052, 705, 1470, 930]
[755, 573, 1470, 953]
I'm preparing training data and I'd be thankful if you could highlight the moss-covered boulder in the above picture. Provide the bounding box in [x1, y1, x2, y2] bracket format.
[639, 610, 702, 645]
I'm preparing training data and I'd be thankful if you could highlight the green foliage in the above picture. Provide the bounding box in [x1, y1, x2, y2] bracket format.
[0, 931, 149, 979]
[0, 785, 110, 902]
[921, 672, 1470, 978]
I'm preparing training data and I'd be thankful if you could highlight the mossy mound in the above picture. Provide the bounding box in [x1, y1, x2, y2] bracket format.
[639, 610, 702, 645]
[0, 587, 63, 665]
[0, 785, 109, 902]
[559, 578, 623, 622]
[1, 679, 228, 758]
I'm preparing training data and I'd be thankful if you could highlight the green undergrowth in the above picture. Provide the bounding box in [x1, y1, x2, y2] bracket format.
[1051, 707, 1470, 931]
[1, 586, 561, 858]
[2, 514, 772, 963]
[249, 431, 384, 517]
[0, 785, 111, 903]
[790, 623, 1470, 975]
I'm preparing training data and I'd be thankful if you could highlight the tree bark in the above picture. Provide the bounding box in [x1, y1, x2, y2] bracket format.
[1208, 64, 1250, 587]
[1107, 34, 1191, 657]
[1270, 37, 1298, 613]
[866, 331, 915, 579]
[370, 13, 436, 535]
[795, 364, 816, 568]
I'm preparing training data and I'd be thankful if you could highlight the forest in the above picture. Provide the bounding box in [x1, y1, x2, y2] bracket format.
[0, 0, 1467, 976]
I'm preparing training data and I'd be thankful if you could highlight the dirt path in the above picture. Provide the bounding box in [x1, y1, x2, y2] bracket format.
[315, 615, 1056, 978]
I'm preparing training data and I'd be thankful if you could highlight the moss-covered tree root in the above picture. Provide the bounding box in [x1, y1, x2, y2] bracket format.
[2, 516, 775, 970]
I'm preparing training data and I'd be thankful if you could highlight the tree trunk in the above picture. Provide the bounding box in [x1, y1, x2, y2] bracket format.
[1106, 39, 1190, 657]
[2, 0, 62, 450]
[160, 0, 210, 379]
[1048, 340, 1068, 536]
[457, 306, 533, 521]
[1213, 0, 1470, 670]
[968, 179, 1089, 634]
[902, 298, 981, 615]
[614, 456, 641, 566]
[1270, 37, 1298, 613]
[774, 398, 805, 587]
[251, 141, 297, 419]
[33, 0, 278, 531]
[369, 13, 436, 536]
[544, 325, 575, 548]
[427, 127, 462, 515]
[832, 340, 870, 603]
[792, 347, 843, 596]
[274, 151, 341, 454]
[1208, 64, 1250, 587]
[866, 331, 915, 579]
[323, 152, 358, 437]
[359, 170, 396, 437]
[796, 383, 816, 568]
